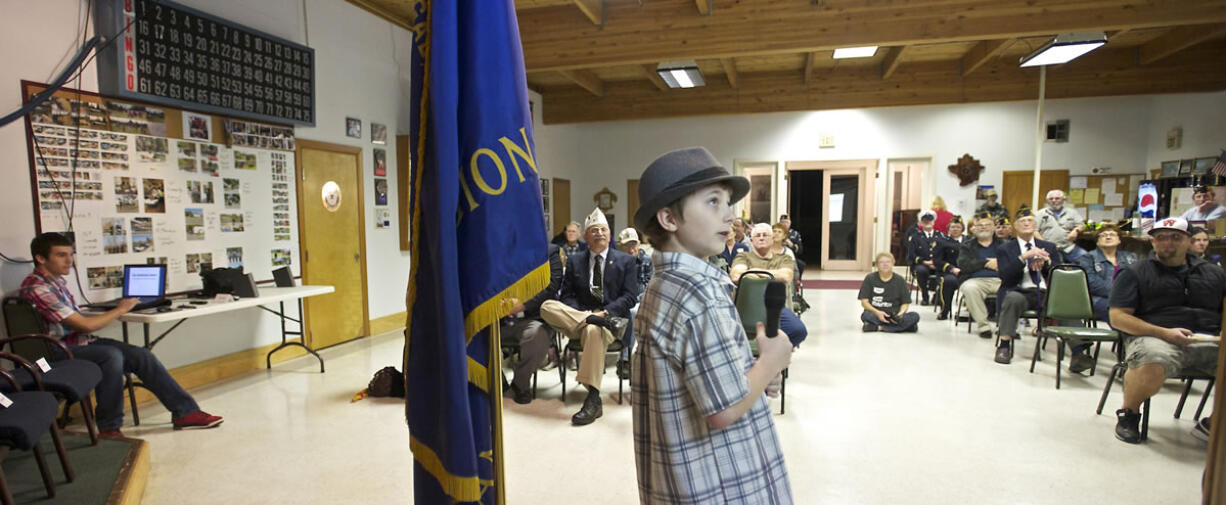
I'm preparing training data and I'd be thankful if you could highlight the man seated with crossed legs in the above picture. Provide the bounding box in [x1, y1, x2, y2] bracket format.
[541, 208, 641, 425]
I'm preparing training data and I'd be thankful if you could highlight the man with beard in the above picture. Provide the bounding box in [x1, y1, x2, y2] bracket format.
[1110, 217, 1225, 444]
[958, 213, 1004, 339]
[1035, 189, 1087, 262]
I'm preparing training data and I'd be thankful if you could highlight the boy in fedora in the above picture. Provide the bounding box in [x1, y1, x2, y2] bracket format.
[631, 147, 793, 504]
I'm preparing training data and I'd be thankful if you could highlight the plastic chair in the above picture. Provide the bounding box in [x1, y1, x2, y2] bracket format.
[0, 369, 74, 504]
[733, 270, 788, 415]
[1029, 265, 1118, 389]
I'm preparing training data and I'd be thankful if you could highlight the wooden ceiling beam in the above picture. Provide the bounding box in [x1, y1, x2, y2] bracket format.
[344, 0, 414, 31]
[695, 0, 712, 15]
[961, 38, 1014, 76]
[571, 0, 603, 26]
[880, 46, 907, 80]
[519, 0, 1226, 71]
[558, 69, 605, 96]
[641, 64, 670, 91]
[720, 58, 739, 89]
[803, 52, 819, 84]
[1138, 23, 1226, 65]
[538, 42, 1226, 123]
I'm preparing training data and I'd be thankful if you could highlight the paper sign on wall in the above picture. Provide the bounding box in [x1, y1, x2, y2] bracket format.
[829, 194, 845, 223]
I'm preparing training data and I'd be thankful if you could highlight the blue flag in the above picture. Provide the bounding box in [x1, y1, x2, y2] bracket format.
[404, 1, 548, 503]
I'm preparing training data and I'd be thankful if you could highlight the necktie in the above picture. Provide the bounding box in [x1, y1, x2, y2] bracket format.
[592, 255, 603, 300]
[1025, 243, 1041, 287]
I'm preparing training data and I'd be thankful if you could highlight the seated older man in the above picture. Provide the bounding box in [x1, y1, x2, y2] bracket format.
[1110, 218, 1225, 444]
[501, 244, 564, 404]
[907, 209, 945, 305]
[957, 212, 1003, 339]
[1035, 189, 1087, 262]
[541, 209, 640, 426]
[730, 223, 808, 347]
[993, 206, 1060, 364]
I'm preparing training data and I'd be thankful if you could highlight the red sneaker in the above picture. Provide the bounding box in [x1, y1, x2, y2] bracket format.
[98, 429, 125, 438]
[172, 411, 223, 430]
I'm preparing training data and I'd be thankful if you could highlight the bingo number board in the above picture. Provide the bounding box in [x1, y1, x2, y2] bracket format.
[96, 0, 315, 126]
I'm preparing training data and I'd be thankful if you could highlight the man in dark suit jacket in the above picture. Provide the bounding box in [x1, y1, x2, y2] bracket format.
[907, 210, 946, 305]
[993, 206, 1060, 364]
[501, 244, 564, 404]
[541, 209, 641, 425]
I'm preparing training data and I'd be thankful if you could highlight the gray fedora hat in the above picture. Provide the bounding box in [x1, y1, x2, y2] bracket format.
[634, 147, 749, 231]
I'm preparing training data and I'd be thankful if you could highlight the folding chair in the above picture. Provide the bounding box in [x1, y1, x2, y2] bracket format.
[733, 270, 788, 415]
[1029, 265, 1118, 389]
[1096, 334, 1216, 441]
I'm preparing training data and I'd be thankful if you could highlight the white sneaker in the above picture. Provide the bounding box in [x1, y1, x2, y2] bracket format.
[1192, 417, 1211, 443]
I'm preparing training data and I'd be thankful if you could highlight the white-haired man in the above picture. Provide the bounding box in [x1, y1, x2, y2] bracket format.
[1035, 189, 1087, 262]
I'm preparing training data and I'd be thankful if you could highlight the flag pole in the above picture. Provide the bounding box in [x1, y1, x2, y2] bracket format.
[489, 315, 507, 505]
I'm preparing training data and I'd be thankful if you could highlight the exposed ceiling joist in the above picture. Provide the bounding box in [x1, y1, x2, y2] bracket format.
[695, 0, 712, 15]
[720, 58, 739, 89]
[961, 38, 1014, 76]
[344, 0, 413, 31]
[539, 42, 1226, 123]
[803, 52, 818, 84]
[571, 0, 603, 26]
[558, 69, 605, 96]
[881, 46, 907, 80]
[1138, 23, 1226, 64]
[640, 64, 670, 91]
[518, 0, 1226, 71]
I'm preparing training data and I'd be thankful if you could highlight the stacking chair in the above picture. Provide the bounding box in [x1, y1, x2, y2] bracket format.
[499, 323, 541, 400]
[0, 335, 103, 444]
[560, 331, 626, 405]
[1028, 265, 1118, 389]
[1096, 334, 1216, 441]
[3, 297, 139, 428]
[733, 270, 788, 415]
[0, 369, 74, 504]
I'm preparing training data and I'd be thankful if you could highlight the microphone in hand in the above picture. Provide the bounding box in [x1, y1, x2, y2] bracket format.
[762, 281, 787, 339]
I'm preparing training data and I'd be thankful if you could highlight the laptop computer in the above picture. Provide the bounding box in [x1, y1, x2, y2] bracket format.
[84, 264, 171, 311]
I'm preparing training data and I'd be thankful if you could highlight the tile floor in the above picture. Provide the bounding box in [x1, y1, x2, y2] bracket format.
[121, 281, 1209, 504]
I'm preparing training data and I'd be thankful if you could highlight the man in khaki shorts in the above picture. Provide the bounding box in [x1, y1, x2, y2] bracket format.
[1109, 217, 1226, 444]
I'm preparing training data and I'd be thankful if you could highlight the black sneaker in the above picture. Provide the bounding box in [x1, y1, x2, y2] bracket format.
[978, 330, 993, 339]
[1068, 353, 1095, 374]
[1192, 416, 1211, 443]
[616, 360, 631, 380]
[1115, 408, 1142, 444]
[936, 311, 950, 321]
[862, 322, 877, 332]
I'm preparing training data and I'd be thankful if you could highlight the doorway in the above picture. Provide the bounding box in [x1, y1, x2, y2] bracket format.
[787, 159, 878, 271]
[787, 171, 823, 270]
[553, 178, 571, 237]
[296, 139, 370, 349]
[887, 159, 927, 266]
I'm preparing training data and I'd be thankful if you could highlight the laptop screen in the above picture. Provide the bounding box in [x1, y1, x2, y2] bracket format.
[124, 265, 166, 298]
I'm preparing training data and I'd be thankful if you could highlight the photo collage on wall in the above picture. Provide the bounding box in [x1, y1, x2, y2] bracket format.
[25, 85, 301, 295]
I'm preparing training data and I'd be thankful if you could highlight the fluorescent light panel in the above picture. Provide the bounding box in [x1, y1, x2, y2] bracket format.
[1019, 32, 1107, 67]
[656, 61, 705, 88]
[832, 46, 878, 59]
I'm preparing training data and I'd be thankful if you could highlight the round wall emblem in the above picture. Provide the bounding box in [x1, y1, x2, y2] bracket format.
[321, 181, 342, 212]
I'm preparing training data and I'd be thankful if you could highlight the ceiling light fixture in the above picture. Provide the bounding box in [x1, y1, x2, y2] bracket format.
[832, 46, 878, 59]
[656, 61, 705, 88]
[1019, 32, 1107, 67]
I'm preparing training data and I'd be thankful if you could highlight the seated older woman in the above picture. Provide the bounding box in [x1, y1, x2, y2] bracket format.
[1070, 224, 1138, 373]
[858, 252, 920, 333]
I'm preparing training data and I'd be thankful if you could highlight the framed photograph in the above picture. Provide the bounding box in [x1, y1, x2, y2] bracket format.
[1194, 157, 1216, 175]
[1178, 158, 1195, 176]
[374, 148, 387, 176]
[374, 178, 388, 206]
[371, 123, 387, 144]
[345, 117, 361, 138]
[1160, 160, 1180, 178]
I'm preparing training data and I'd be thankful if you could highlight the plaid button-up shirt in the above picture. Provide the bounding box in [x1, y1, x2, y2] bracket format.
[632, 251, 791, 505]
[19, 271, 94, 346]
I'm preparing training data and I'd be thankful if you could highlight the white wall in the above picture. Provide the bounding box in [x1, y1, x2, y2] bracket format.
[0, 0, 413, 367]
[1145, 92, 1226, 170]
[536, 92, 1226, 257]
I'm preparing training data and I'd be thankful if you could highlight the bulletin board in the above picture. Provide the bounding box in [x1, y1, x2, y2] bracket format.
[22, 81, 301, 297]
[1066, 173, 1144, 223]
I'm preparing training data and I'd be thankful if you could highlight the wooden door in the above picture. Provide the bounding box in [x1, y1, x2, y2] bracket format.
[821, 167, 874, 270]
[296, 140, 369, 349]
[1002, 170, 1070, 217]
[626, 179, 639, 231]
[553, 178, 571, 237]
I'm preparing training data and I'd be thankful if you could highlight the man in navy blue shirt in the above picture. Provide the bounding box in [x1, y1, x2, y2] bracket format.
[957, 212, 1003, 339]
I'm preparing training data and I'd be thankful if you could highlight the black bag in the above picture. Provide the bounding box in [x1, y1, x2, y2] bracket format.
[367, 366, 405, 398]
[200, 267, 244, 296]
